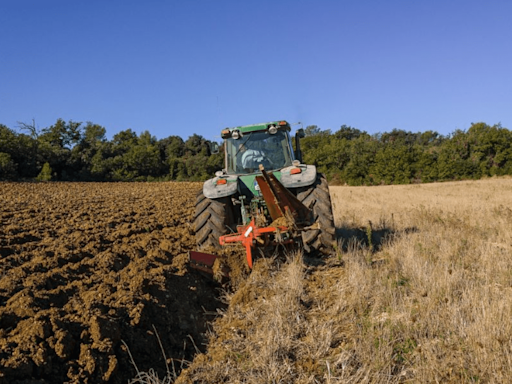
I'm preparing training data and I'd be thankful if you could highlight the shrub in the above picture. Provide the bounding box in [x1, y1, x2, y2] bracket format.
[37, 162, 52, 181]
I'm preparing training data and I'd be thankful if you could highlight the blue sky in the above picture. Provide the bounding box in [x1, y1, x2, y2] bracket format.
[1, 0, 511, 141]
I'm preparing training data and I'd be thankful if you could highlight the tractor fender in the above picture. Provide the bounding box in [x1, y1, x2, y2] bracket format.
[203, 175, 239, 199]
[280, 164, 317, 189]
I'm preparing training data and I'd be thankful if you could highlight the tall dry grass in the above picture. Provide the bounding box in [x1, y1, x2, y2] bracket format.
[328, 177, 512, 383]
[175, 177, 512, 383]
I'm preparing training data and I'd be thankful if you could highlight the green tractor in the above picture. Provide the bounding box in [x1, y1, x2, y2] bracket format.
[192, 120, 336, 269]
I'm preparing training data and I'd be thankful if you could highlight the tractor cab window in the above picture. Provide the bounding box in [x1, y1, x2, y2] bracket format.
[225, 130, 293, 174]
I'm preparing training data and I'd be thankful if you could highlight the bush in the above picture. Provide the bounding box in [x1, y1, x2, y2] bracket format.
[37, 162, 52, 181]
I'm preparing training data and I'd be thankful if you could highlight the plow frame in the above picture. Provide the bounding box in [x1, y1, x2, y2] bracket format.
[219, 218, 294, 268]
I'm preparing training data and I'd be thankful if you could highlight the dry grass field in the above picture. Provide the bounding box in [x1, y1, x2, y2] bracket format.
[177, 177, 512, 384]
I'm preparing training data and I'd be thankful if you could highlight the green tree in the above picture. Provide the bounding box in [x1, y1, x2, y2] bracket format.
[90, 143, 115, 180]
[37, 119, 83, 180]
[413, 147, 439, 183]
[107, 130, 164, 180]
[418, 130, 444, 146]
[159, 135, 186, 180]
[342, 135, 380, 185]
[0, 152, 17, 180]
[159, 135, 185, 159]
[185, 134, 209, 156]
[301, 127, 332, 166]
[370, 144, 415, 184]
[70, 122, 108, 180]
[125, 131, 162, 179]
[466, 122, 512, 176]
[14, 133, 39, 178]
[379, 129, 420, 146]
[112, 129, 138, 155]
[334, 125, 363, 141]
[39, 119, 81, 148]
[0, 124, 17, 153]
[108, 129, 139, 180]
[437, 129, 478, 180]
[304, 125, 322, 137]
[1, 124, 39, 179]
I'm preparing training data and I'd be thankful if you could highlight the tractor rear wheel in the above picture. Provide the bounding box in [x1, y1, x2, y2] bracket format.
[296, 174, 336, 256]
[193, 190, 235, 250]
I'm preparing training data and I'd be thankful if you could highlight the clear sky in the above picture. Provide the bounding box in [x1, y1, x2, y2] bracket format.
[1, 0, 511, 141]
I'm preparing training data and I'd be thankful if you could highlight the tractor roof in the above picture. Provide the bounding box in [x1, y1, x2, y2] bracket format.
[224, 120, 291, 134]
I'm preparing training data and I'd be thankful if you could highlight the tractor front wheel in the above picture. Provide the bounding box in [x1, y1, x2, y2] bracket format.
[296, 174, 336, 256]
[193, 190, 235, 250]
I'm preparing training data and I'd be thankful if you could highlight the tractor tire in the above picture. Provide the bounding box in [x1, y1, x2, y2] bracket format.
[193, 190, 235, 250]
[296, 174, 336, 256]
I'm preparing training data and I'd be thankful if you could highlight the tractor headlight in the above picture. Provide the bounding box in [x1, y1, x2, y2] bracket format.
[268, 125, 278, 134]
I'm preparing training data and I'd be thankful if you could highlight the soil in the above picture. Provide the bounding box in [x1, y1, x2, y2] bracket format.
[0, 182, 231, 384]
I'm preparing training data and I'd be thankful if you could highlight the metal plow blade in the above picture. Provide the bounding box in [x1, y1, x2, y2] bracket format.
[188, 251, 229, 281]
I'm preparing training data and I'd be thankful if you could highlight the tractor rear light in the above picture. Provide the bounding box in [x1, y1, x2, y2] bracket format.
[279, 121, 287, 125]
[290, 168, 302, 175]
[221, 129, 231, 139]
[217, 179, 227, 185]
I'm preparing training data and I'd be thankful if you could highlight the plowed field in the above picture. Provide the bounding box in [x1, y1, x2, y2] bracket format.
[0, 182, 226, 384]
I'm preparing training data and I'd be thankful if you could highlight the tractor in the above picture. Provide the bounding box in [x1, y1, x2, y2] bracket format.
[190, 120, 336, 274]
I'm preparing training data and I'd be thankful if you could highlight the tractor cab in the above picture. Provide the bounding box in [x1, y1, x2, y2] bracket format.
[221, 121, 296, 174]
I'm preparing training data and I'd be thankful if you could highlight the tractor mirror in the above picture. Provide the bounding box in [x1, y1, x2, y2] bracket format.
[294, 129, 304, 163]
[209, 141, 220, 154]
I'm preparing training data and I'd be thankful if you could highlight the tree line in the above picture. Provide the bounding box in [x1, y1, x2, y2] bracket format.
[1, 119, 511, 185]
[0, 119, 222, 182]
[302, 122, 512, 185]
